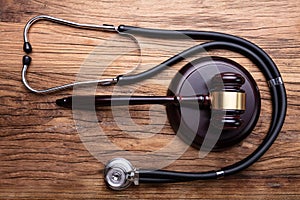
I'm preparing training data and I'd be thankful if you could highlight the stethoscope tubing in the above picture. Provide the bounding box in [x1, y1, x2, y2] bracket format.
[115, 26, 286, 183]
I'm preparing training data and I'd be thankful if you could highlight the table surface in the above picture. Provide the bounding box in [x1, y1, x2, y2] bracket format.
[0, 0, 299, 199]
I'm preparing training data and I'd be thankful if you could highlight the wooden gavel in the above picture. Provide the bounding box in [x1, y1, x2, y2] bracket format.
[56, 72, 246, 128]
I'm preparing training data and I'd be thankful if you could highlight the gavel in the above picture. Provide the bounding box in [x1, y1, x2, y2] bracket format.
[56, 72, 246, 129]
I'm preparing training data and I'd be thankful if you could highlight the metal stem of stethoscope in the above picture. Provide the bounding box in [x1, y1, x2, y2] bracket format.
[23, 15, 117, 47]
[22, 15, 134, 93]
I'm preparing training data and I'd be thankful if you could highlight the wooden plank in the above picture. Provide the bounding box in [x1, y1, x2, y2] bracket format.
[0, 0, 299, 199]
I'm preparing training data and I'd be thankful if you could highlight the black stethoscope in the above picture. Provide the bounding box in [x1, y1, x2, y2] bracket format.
[22, 15, 287, 190]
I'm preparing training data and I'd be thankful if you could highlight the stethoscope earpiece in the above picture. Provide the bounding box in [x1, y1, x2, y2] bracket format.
[22, 15, 287, 190]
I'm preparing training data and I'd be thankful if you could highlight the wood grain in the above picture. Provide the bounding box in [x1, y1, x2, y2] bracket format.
[0, 0, 299, 199]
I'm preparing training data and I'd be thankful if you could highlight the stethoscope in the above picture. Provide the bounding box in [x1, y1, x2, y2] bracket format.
[22, 15, 287, 190]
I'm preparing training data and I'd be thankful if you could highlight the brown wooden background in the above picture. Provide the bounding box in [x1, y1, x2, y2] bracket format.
[0, 0, 299, 199]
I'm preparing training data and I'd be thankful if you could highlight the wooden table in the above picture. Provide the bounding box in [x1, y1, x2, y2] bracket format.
[1, 0, 299, 199]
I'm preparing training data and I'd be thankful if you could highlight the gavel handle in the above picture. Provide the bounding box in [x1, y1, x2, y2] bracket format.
[56, 95, 211, 108]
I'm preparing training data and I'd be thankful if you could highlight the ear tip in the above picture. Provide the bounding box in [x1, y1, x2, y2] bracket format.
[22, 55, 32, 65]
[23, 42, 32, 53]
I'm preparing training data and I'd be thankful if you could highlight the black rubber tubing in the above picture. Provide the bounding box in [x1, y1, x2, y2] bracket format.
[116, 25, 287, 183]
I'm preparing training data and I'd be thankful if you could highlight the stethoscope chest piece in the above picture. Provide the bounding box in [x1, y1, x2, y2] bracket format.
[166, 56, 261, 150]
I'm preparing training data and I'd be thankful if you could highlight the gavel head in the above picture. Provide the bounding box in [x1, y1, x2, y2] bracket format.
[209, 72, 246, 129]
